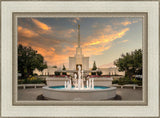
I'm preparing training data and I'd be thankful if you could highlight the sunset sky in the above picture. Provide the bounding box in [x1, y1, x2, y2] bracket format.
[18, 17, 142, 68]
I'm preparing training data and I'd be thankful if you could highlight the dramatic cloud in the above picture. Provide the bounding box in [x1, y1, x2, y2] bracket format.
[18, 17, 142, 68]
[83, 45, 111, 56]
[83, 26, 130, 46]
[132, 20, 139, 23]
[121, 21, 132, 26]
[120, 39, 128, 43]
[31, 18, 51, 31]
[18, 24, 129, 66]
[34, 47, 69, 66]
[53, 29, 76, 39]
[71, 17, 80, 24]
[113, 19, 140, 26]
[18, 26, 38, 38]
[80, 26, 129, 57]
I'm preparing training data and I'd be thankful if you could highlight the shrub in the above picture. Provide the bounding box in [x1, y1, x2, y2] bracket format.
[118, 78, 125, 85]
[62, 72, 67, 75]
[132, 78, 142, 86]
[112, 80, 119, 84]
[116, 77, 142, 86]
[55, 71, 61, 75]
[91, 72, 96, 75]
[18, 76, 46, 84]
[97, 71, 102, 76]
[118, 77, 133, 85]
[33, 73, 38, 76]
[18, 79, 24, 84]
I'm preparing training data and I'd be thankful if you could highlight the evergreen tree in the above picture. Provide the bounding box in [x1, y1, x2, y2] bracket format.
[91, 61, 97, 75]
[62, 64, 66, 70]
[62, 64, 67, 75]
[97, 71, 102, 76]
[92, 61, 97, 70]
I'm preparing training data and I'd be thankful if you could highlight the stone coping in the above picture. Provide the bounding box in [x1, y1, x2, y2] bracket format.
[46, 77, 69, 81]
[18, 84, 45, 86]
[113, 84, 141, 86]
[93, 77, 113, 81]
[46, 77, 113, 81]
[43, 86, 117, 92]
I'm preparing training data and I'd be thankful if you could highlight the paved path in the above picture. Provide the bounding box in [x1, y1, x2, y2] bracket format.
[18, 88, 142, 101]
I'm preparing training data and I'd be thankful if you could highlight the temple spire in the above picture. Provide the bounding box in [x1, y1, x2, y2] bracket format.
[78, 24, 80, 47]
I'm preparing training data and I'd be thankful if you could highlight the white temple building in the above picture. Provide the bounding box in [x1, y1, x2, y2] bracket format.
[69, 24, 89, 70]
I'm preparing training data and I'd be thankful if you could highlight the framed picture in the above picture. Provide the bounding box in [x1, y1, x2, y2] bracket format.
[1, 0, 159, 118]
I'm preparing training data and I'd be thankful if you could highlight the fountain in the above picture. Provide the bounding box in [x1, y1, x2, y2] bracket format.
[64, 65, 94, 90]
[42, 65, 117, 101]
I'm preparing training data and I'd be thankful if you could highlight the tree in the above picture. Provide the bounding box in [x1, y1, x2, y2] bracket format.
[18, 44, 47, 79]
[114, 49, 142, 79]
[92, 61, 97, 70]
[97, 71, 102, 76]
[91, 61, 97, 75]
[52, 66, 57, 68]
[54, 71, 60, 76]
[62, 64, 67, 75]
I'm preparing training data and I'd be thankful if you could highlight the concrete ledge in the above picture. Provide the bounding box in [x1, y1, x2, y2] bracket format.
[46, 77, 113, 87]
[112, 84, 142, 90]
[18, 84, 45, 89]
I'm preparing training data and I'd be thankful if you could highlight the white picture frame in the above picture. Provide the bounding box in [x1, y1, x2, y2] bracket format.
[1, 1, 159, 117]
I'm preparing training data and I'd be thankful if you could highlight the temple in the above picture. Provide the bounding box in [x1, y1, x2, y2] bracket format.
[69, 24, 89, 70]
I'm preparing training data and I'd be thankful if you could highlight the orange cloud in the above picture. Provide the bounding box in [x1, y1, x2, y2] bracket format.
[121, 40, 128, 43]
[72, 17, 80, 24]
[121, 21, 132, 26]
[18, 26, 38, 38]
[36, 47, 69, 67]
[113, 19, 140, 26]
[64, 29, 75, 38]
[31, 18, 51, 31]
[19, 44, 69, 66]
[44, 27, 129, 66]
[84, 28, 129, 46]
[83, 45, 111, 56]
[53, 29, 76, 38]
[18, 25, 128, 67]
[18, 41, 30, 47]
[132, 20, 139, 23]
[18, 20, 131, 67]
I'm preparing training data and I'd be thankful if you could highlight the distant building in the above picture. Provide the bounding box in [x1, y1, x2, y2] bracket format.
[99, 67, 125, 76]
[69, 24, 89, 70]
[33, 66, 57, 76]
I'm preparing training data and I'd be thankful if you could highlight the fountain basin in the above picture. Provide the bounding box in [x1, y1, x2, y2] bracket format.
[43, 86, 117, 101]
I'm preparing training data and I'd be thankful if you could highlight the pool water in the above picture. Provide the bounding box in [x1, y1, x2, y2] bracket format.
[49, 86, 109, 90]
